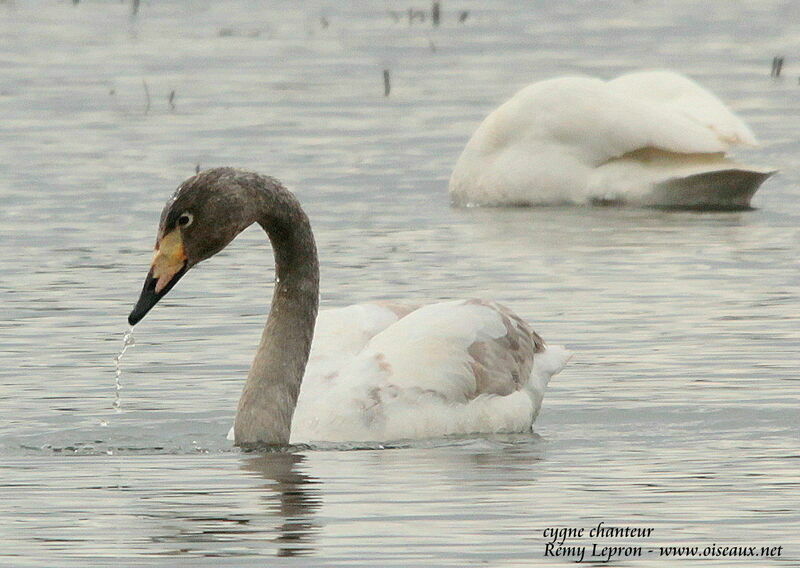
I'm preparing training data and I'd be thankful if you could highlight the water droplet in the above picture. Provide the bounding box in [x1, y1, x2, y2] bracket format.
[112, 327, 136, 413]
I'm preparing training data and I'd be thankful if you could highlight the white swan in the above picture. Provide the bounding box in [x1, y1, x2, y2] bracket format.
[449, 70, 774, 209]
[128, 168, 571, 447]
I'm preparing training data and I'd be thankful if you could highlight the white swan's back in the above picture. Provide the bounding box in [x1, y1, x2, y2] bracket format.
[449, 70, 773, 208]
[607, 70, 757, 146]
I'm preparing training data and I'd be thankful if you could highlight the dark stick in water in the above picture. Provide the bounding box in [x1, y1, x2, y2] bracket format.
[771, 56, 784, 78]
[142, 79, 151, 114]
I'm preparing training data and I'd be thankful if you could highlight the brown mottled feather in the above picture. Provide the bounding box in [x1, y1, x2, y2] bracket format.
[464, 299, 542, 398]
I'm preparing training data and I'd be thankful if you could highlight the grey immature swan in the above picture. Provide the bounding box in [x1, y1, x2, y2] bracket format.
[129, 168, 571, 447]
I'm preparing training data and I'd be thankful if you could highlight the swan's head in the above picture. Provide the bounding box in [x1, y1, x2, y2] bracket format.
[128, 168, 258, 326]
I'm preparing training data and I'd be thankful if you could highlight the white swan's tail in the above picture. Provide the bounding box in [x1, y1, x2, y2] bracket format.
[647, 168, 775, 210]
[589, 151, 775, 210]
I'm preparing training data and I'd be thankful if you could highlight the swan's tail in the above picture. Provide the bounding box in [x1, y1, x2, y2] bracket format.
[525, 343, 571, 412]
[590, 150, 775, 209]
[648, 168, 775, 210]
[535, 344, 572, 379]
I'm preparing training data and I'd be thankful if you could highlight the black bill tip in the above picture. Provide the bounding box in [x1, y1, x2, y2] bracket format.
[128, 264, 188, 326]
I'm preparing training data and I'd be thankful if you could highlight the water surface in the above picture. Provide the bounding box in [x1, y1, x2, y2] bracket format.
[1, 1, 798, 565]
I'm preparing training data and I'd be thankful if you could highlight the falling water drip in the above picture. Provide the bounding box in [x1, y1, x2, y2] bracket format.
[112, 328, 136, 412]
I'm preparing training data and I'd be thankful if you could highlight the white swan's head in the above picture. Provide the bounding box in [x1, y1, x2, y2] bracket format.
[128, 168, 265, 326]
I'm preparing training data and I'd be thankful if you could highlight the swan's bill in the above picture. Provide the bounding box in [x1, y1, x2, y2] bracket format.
[128, 228, 188, 326]
[151, 229, 187, 293]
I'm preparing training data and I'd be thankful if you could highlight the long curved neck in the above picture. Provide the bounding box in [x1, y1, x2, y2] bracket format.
[234, 182, 319, 447]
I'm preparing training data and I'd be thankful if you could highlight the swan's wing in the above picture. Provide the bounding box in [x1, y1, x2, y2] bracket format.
[304, 302, 419, 382]
[607, 70, 757, 146]
[364, 299, 543, 400]
[292, 300, 570, 441]
[489, 76, 734, 164]
[358, 299, 571, 400]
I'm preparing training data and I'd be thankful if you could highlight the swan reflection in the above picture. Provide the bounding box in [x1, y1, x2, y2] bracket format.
[240, 452, 321, 557]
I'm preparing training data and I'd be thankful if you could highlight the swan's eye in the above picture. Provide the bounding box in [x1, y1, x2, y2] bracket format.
[177, 213, 193, 228]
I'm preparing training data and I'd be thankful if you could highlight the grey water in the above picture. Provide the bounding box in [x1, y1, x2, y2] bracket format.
[1, 1, 798, 566]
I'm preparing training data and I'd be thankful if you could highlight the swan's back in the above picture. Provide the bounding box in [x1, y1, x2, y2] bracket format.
[305, 302, 419, 379]
[290, 300, 570, 443]
[607, 71, 757, 146]
[449, 70, 772, 208]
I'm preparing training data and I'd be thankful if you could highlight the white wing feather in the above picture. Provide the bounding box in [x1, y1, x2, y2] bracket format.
[607, 70, 757, 146]
[497, 76, 730, 162]
[303, 302, 418, 382]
